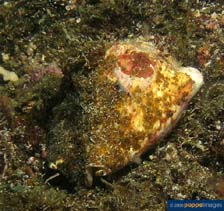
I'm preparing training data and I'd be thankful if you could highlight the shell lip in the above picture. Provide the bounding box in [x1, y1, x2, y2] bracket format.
[85, 164, 111, 187]
[179, 67, 204, 96]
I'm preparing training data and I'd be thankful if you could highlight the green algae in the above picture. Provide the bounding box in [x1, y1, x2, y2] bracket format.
[0, 0, 224, 210]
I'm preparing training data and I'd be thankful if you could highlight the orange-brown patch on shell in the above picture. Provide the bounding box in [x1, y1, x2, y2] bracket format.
[118, 51, 155, 78]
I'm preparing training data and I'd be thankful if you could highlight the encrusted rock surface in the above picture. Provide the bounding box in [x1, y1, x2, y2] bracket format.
[0, 0, 224, 210]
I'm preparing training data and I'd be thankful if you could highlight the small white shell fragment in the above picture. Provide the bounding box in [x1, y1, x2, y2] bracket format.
[0, 66, 19, 82]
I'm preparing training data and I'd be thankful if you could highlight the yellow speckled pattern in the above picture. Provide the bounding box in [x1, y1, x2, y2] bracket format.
[85, 40, 202, 181]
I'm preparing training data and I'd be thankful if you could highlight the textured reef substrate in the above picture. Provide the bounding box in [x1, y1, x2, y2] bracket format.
[0, 0, 224, 210]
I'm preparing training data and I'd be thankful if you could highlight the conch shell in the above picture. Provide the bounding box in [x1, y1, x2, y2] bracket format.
[84, 39, 203, 186]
